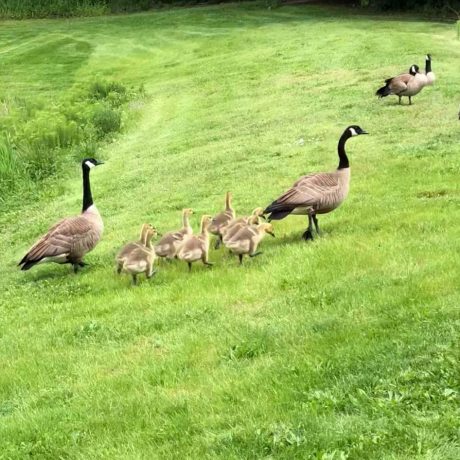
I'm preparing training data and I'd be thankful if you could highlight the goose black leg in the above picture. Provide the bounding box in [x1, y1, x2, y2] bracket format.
[238, 254, 243, 265]
[313, 215, 320, 236]
[188, 262, 192, 272]
[302, 214, 314, 241]
[132, 274, 138, 286]
[73, 264, 79, 274]
[398, 96, 402, 105]
[409, 96, 412, 105]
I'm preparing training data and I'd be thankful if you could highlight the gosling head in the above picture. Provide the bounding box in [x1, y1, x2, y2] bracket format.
[82, 158, 104, 170]
[409, 64, 420, 75]
[201, 215, 213, 229]
[183, 208, 194, 216]
[259, 223, 275, 237]
[346, 125, 368, 137]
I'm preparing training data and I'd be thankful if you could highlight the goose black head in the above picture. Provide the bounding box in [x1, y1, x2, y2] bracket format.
[82, 158, 104, 170]
[347, 125, 368, 137]
[409, 64, 420, 75]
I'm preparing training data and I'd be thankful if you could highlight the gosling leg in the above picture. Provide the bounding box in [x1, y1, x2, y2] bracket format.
[202, 254, 214, 268]
[398, 96, 401, 105]
[214, 236, 222, 250]
[249, 251, 263, 258]
[131, 274, 138, 286]
[409, 96, 412, 105]
[238, 254, 243, 265]
[187, 262, 192, 272]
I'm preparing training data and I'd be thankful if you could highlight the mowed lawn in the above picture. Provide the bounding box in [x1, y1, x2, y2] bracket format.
[1, 3, 459, 458]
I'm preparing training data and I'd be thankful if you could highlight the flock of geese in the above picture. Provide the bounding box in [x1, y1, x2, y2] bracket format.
[18, 55, 437, 284]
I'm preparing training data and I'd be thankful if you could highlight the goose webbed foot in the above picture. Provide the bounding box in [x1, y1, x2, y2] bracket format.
[249, 251, 263, 258]
[204, 261, 214, 268]
[302, 229, 314, 241]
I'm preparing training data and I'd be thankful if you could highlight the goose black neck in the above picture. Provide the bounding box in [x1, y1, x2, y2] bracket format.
[425, 58, 431, 73]
[337, 132, 351, 169]
[82, 166, 93, 212]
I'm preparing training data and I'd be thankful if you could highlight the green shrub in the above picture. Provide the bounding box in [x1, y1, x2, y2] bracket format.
[0, 79, 139, 201]
[92, 105, 122, 137]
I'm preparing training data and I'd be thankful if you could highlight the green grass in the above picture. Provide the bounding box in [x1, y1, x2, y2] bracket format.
[1, 3, 459, 458]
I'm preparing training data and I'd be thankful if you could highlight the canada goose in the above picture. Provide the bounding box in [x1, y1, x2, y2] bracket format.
[222, 212, 263, 245]
[177, 215, 213, 272]
[154, 208, 193, 260]
[225, 223, 275, 265]
[423, 54, 435, 86]
[18, 158, 104, 273]
[122, 226, 158, 285]
[264, 126, 367, 240]
[209, 192, 235, 249]
[376, 64, 425, 105]
[116, 223, 153, 274]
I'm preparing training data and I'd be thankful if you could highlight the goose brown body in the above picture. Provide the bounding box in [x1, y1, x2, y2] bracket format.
[177, 215, 213, 271]
[376, 65, 426, 104]
[155, 208, 193, 259]
[18, 158, 104, 272]
[264, 126, 367, 240]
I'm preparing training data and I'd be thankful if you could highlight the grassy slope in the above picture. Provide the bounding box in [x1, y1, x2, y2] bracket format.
[1, 3, 459, 459]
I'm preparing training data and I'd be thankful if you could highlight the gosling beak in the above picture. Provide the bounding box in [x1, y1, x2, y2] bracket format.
[269, 232, 276, 238]
[261, 214, 267, 221]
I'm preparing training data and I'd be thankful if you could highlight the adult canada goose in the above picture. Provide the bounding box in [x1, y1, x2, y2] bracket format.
[423, 54, 435, 86]
[154, 208, 193, 260]
[264, 126, 367, 240]
[122, 226, 158, 285]
[209, 192, 235, 249]
[177, 215, 213, 272]
[116, 223, 153, 274]
[222, 213, 263, 246]
[225, 223, 275, 265]
[376, 64, 425, 105]
[18, 158, 104, 272]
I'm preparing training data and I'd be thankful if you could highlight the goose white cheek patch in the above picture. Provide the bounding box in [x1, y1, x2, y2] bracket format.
[85, 161, 96, 169]
[349, 128, 357, 136]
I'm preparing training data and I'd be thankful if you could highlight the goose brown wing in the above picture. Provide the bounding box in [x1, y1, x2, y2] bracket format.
[387, 74, 412, 93]
[265, 172, 339, 214]
[20, 215, 95, 264]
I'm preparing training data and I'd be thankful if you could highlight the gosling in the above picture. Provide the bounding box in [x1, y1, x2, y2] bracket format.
[116, 223, 152, 274]
[225, 223, 275, 265]
[222, 213, 263, 246]
[155, 208, 193, 260]
[209, 192, 235, 249]
[122, 226, 158, 285]
[177, 215, 213, 272]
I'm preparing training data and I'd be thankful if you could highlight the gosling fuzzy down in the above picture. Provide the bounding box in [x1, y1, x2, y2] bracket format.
[209, 192, 235, 249]
[177, 215, 213, 272]
[122, 227, 158, 285]
[225, 223, 275, 264]
[155, 208, 193, 260]
[116, 223, 152, 274]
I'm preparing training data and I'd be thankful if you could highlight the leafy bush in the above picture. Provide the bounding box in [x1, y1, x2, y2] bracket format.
[0, 79, 140, 202]
[92, 105, 122, 137]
